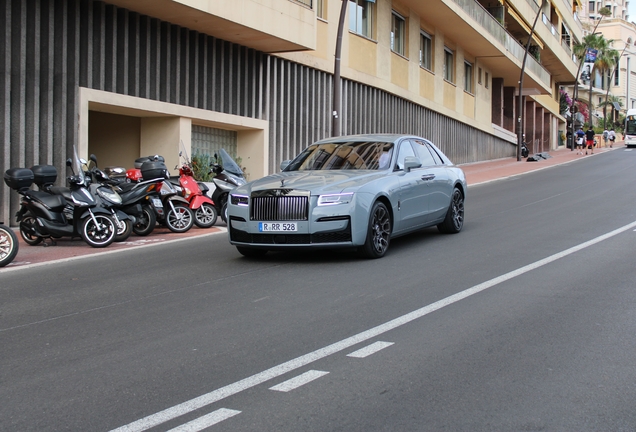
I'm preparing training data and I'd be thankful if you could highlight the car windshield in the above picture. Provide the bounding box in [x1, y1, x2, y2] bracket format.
[284, 141, 394, 171]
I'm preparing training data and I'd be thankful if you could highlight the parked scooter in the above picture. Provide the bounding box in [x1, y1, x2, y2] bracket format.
[127, 156, 194, 233]
[0, 222, 18, 267]
[84, 155, 138, 242]
[174, 152, 217, 228]
[3, 146, 117, 248]
[209, 149, 247, 223]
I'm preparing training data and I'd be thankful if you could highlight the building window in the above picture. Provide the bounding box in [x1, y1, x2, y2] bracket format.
[464, 61, 473, 93]
[349, 0, 373, 38]
[478, 67, 482, 84]
[588, 1, 595, 13]
[485, 71, 489, 88]
[391, 12, 406, 56]
[444, 47, 454, 83]
[419, 31, 432, 70]
[615, 59, 620, 86]
[316, 0, 326, 20]
[192, 125, 238, 159]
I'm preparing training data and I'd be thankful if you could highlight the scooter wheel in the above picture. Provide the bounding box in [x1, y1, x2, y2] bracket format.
[0, 224, 19, 267]
[165, 203, 194, 233]
[80, 214, 116, 248]
[194, 202, 218, 228]
[132, 205, 156, 236]
[114, 218, 133, 242]
[19, 214, 43, 246]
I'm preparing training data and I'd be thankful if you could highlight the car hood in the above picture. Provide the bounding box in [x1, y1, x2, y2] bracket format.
[241, 170, 387, 195]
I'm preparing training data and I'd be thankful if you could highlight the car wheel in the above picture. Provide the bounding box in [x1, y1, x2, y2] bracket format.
[437, 188, 464, 234]
[359, 201, 391, 259]
[236, 246, 268, 258]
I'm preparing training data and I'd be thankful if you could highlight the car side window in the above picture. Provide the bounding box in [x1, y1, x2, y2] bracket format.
[425, 142, 445, 165]
[395, 141, 416, 170]
[411, 140, 437, 166]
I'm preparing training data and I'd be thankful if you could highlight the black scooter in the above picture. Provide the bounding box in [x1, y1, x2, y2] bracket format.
[209, 149, 247, 223]
[3, 147, 117, 248]
[0, 222, 18, 267]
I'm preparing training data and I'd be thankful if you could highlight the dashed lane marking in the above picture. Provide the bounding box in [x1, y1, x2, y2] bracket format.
[165, 408, 241, 432]
[347, 341, 394, 358]
[269, 370, 330, 393]
[110, 220, 636, 432]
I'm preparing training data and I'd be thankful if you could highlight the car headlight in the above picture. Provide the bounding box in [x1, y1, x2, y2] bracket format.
[231, 194, 249, 206]
[317, 192, 354, 206]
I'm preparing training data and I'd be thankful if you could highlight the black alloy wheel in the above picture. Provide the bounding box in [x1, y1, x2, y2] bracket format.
[80, 214, 116, 248]
[19, 213, 43, 246]
[132, 205, 156, 236]
[360, 201, 391, 259]
[437, 188, 464, 234]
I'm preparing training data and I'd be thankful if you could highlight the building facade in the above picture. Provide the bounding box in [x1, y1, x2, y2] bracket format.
[1, 0, 583, 223]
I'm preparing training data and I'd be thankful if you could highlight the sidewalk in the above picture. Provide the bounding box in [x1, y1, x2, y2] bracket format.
[1, 143, 623, 270]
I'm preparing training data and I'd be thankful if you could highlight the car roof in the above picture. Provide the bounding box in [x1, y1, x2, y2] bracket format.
[313, 133, 424, 144]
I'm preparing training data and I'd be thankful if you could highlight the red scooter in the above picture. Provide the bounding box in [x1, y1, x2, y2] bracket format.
[175, 162, 218, 228]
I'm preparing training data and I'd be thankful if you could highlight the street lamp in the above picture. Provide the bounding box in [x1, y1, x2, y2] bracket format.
[516, 0, 543, 161]
[332, 0, 348, 137]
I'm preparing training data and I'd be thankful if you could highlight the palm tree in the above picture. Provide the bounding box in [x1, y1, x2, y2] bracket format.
[573, 33, 619, 126]
[598, 94, 623, 127]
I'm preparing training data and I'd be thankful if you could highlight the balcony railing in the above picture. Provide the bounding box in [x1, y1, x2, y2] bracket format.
[451, 0, 551, 88]
[291, 0, 312, 7]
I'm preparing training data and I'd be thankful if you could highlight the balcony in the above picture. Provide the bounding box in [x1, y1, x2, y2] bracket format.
[102, 0, 316, 53]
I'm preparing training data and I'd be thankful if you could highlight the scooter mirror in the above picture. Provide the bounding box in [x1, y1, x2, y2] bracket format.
[66, 158, 72, 167]
[90, 154, 98, 163]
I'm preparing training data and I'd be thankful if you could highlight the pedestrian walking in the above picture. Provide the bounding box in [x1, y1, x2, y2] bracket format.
[575, 127, 585, 155]
[585, 126, 595, 155]
[602, 128, 609, 147]
[609, 128, 616, 148]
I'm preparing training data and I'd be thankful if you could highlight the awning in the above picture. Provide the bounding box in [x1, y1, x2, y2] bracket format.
[507, 7, 545, 49]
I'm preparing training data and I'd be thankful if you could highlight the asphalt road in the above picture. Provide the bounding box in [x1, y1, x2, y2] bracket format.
[2, 149, 636, 431]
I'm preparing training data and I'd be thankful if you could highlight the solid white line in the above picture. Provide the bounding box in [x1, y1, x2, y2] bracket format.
[165, 408, 241, 432]
[347, 341, 394, 358]
[110, 220, 636, 432]
[269, 370, 330, 392]
[0, 229, 227, 273]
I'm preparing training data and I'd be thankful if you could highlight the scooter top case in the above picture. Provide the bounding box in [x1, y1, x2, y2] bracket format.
[4, 168, 34, 191]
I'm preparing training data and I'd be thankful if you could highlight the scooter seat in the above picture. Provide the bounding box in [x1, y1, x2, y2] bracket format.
[25, 190, 67, 211]
[48, 186, 72, 201]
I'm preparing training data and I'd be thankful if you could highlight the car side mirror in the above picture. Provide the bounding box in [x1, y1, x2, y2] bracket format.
[280, 160, 291, 171]
[403, 156, 422, 172]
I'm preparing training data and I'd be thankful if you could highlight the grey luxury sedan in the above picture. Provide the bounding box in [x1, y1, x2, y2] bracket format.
[227, 134, 466, 258]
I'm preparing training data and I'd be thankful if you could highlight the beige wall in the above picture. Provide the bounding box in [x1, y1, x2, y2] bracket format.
[88, 112, 141, 169]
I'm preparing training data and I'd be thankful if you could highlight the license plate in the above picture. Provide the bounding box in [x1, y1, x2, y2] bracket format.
[152, 198, 163, 208]
[259, 222, 297, 232]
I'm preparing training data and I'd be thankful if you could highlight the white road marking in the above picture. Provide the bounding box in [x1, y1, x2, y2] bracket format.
[165, 408, 240, 432]
[110, 220, 636, 432]
[347, 341, 394, 358]
[269, 370, 330, 392]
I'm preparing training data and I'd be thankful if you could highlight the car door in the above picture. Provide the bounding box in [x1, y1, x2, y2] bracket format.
[395, 140, 430, 232]
[412, 139, 452, 223]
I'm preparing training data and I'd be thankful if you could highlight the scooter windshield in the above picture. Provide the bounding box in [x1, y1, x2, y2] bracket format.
[219, 149, 244, 178]
[72, 145, 86, 184]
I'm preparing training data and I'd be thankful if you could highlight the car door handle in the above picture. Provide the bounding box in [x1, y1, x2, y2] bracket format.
[421, 174, 435, 181]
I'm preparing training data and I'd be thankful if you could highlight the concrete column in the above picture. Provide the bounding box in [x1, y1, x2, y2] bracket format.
[140, 116, 191, 172]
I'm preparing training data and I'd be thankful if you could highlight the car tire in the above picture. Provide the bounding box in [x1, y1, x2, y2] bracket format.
[437, 188, 464, 234]
[359, 201, 391, 259]
[236, 246, 268, 258]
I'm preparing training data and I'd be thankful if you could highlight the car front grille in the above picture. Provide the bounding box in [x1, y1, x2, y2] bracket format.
[250, 190, 309, 221]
